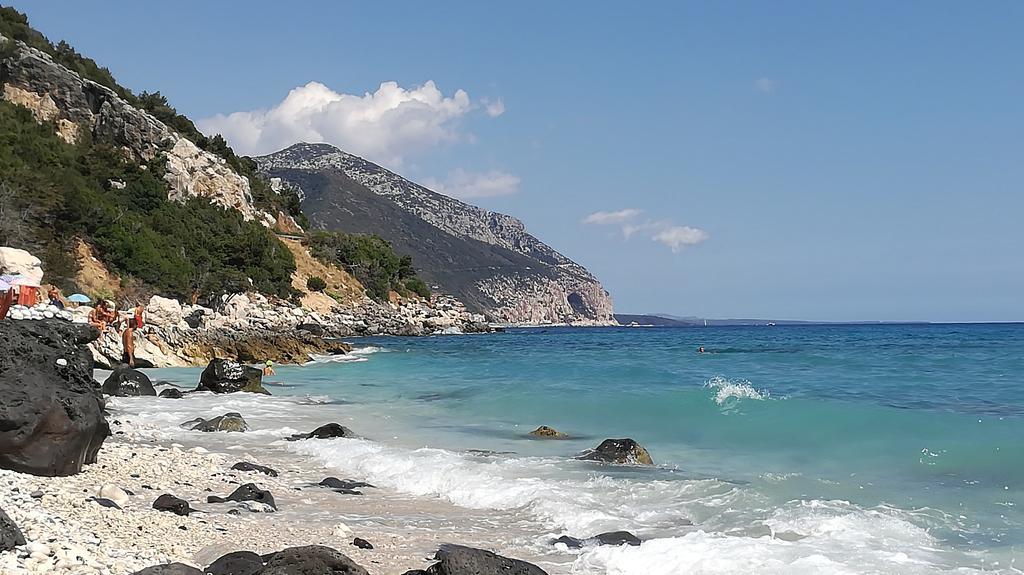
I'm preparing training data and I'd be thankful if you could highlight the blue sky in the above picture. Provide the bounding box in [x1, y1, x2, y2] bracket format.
[17, 1, 1024, 321]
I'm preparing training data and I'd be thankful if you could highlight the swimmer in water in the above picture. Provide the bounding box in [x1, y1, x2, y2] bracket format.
[698, 346, 705, 353]
[263, 360, 276, 376]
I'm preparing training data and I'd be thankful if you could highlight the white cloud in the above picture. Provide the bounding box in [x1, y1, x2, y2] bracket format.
[483, 98, 506, 117]
[755, 77, 777, 93]
[198, 80, 496, 167]
[652, 225, 710, 252]
[422, 168, 520, 199]
[582, 209, 644, 225]
[582, 208, 708, 252]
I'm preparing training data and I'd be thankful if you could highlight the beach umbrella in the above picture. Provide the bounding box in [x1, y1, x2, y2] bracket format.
[67, 293, 91, 304]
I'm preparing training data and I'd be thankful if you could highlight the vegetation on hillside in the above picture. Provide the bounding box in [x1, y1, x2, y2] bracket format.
[310, 232, 430, 301]
[0, 6, 429, 305]
[0, 100, 295, 301]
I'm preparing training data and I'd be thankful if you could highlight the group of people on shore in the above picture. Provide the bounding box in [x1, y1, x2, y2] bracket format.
[85, 299, 145, 368]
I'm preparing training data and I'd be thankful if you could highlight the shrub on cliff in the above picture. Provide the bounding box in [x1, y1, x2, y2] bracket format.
[309, 231, 429, 301]
[306, 276, 327, 292]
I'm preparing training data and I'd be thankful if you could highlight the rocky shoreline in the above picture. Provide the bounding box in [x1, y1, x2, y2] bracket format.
[87, 291, 496, 369]
[0, 319, 652, 575]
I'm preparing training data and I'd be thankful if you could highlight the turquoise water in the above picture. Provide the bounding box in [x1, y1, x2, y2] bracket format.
[143, 324, 1024, 573]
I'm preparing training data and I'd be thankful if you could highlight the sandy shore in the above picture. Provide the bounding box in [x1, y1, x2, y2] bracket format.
[0, 418, 568, 575]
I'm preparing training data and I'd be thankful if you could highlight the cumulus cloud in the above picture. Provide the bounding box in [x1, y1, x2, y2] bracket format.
[582, 209, 643, 225]
[755, 77, 777, 93]
[422, 168, 520, 199]
[652, 225, 710, 252]
[198, 80, 490, 166]
[582, 208, 708, 252]
[483, 98, 506, 117]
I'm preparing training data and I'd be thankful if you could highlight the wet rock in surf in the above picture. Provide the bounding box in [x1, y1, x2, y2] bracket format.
[287, 423, 355, 441]
[101, 367, 156, 397]
[260, 545, 369, 575]
[196, 358, 268, 394]
[207, 483, 277, 510]
[576, 438, 653, 465]
[553, 530, 641, 549]
[206, 550, 263, 575]
[232, 461, 279, 477]
[352, 537, 373, 550]
[158, 388, 184, 399]
[187, 412, 248, 433]
[320, 477, 374, 490]
[529, 425, 568, 439]
[419, 544, 548, 575]
[152, 494, 197, 516]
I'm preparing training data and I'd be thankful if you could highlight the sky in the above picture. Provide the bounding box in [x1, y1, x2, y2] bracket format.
[15, 1, 1024, 322]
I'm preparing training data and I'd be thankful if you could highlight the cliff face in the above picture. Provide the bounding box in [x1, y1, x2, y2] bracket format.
[258, 143, 616, 325]
[0, 34, 270, 224]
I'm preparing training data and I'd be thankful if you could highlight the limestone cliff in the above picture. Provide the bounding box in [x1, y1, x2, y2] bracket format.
[257, 143, 616, 325]
[0, 34, 270, 223]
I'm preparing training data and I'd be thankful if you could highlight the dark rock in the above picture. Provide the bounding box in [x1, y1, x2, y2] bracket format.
[207, 483, 276, 510]
[0, 320, 109, 476]
[152, 494, 195, 516]
[206, 550, 264, 575]
[296, 323, 324, 336]
[529, 425, 568, 439]
[101, 367, 156, 397]
[423, 545, 547, 575]
[89, 496, 122, 510]
[189, 413, 248, 433]
[158, 388, 184, 399]
[319, 477, 373, 490]
[0, 507, 26, 551]
[334, 489, 363, 495]
[576, 438, 653, 465]
[260, 545, 369, 575]
[196, 359, 268, 394]
[286, 423, 355, 441]
[131, 563, 204, 575]
[231, 462, 279, 477]
[553, 531, 641, 549]
[29, 490, 43, 499]
[352, 537, 373, 550]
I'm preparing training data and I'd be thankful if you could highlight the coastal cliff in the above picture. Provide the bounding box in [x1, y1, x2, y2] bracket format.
[258, 144, 616, 325]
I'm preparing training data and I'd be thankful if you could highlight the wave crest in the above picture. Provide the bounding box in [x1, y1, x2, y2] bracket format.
[704, 376, 770, 405]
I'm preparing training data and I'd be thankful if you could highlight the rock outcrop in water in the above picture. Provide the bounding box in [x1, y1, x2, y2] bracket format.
[0, 320, 109, 476]
[577, 438, 653, 465]
[257, 143, 616, 325]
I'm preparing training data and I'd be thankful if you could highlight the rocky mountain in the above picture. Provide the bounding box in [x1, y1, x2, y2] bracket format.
[0, 31, 270, 224]
[257, 143, 616, 325]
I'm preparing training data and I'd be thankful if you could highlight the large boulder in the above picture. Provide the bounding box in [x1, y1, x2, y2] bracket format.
[0, 247, 43, 280]
[576, 438, 653, 465]
[145, 296, 184, 328]
[0, 320, 109, 476]
[260, 545, 368, 575]
[101, 367, 156, 396]
[196, 359, 268, 394]
[206, 551, 263, 575]
[421, 545, 548, 575]
[152, 494, 196, 516]
[0, 507, 26, 551]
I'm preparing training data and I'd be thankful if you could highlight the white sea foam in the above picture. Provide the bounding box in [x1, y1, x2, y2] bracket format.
[704, 376, 769, 405]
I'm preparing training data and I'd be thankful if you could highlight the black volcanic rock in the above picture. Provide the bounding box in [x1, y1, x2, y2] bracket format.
[207, 483, 277, 510]
[260, 545, 368, 575]
[421, 544, 547, 575]
[576, 438, 653, 465]
[232, 462, 279, 477]
[0, 507, 26, 551]
[0, 320, 109, 476]
[197, 359, 267, 394]
[102, 367, 156, 396]
[287, 423, 355, 441]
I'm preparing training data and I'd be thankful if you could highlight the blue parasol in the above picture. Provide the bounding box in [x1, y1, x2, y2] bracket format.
[67, 293, 91, 303]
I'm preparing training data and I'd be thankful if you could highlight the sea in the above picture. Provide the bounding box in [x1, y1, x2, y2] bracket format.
[109, 324, 1024, 574]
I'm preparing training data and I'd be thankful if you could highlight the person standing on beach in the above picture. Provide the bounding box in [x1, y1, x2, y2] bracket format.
[121, 318, 136, 367]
